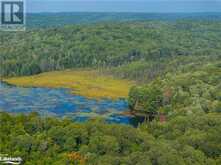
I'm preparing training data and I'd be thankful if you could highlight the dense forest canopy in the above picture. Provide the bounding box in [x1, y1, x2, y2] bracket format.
[0, 13, 221, 165]
[1, 20, 221, 80]
[128, 61, 221, 115]
[0, 112, 221, 164]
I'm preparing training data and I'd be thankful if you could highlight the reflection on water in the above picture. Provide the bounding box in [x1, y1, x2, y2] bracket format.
[0, 82, 143, 126]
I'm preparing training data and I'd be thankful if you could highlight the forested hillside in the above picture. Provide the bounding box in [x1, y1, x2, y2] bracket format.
[128, 61, 221, 115]
[0, 112, 220, 164]
[0, 20, 221, 79]
[1, 16, 221, 165]
[27, 13, 221, 28]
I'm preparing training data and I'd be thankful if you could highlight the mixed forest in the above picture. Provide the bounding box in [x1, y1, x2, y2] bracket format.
[0, 13, 221, 164]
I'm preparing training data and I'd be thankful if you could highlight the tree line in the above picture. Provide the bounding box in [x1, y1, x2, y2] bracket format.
[1, 20, 221, 80]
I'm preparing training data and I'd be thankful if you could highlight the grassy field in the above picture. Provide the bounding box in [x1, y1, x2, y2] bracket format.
[3, 70, 134, 99]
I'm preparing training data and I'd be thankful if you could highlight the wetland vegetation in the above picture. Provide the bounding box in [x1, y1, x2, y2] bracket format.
[3, 70, 134, 99]
[0, 13, 221, 164]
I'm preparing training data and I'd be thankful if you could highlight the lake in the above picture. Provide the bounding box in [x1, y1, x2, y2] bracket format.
[0, 82, 144, 126]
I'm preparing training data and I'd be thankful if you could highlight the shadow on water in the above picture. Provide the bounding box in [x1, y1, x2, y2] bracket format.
[0, 82, 144, 126]
[129, 116, 146, 127]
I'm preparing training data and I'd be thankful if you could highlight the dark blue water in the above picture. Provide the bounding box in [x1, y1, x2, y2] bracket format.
[0, 82, 141, 125]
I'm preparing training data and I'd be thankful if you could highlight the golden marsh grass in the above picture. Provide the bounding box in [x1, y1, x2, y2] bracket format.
[3, 70, 134, 99]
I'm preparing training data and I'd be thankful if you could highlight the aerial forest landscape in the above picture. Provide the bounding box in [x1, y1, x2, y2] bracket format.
[0, 0, 221, 165]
